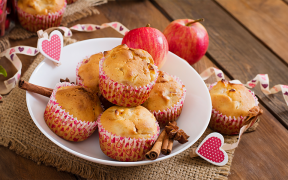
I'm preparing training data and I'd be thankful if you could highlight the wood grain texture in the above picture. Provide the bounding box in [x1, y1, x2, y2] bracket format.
[229, 104, 288, 179]
[216, 0, 288, 65]
[0, 146, 77, 180]
[153, 0, 288, 129]
[3, 1, 288, 179]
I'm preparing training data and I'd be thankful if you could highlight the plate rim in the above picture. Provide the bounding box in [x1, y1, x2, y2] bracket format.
[27, 37, 211, 166]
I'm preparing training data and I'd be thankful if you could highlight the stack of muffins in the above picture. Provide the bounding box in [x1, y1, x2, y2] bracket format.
[44, 44, 187, 162]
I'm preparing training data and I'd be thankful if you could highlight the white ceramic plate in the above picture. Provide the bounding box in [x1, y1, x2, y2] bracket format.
[27, 38, 211, 166]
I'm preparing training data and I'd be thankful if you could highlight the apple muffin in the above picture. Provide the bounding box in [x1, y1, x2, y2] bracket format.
[76, 52, 103, 94]
[44, 82, 103, 142]
[99, 44, 159, 107]
[209, 79, 263, 135]
[142, 71, 186, 127]
[97, 106, 160, 162]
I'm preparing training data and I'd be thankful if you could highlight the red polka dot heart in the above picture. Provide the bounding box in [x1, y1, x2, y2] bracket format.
[196, 132, 228, 166]
[37, 30, 63, 64]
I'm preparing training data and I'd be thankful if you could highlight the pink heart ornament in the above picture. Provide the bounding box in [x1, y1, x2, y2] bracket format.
[112, 23, 118, 28]
[196, 132, 228, 166]
[37, 30, 63, 64]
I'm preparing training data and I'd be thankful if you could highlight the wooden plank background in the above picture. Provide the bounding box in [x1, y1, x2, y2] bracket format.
[2, 0, 288, 179]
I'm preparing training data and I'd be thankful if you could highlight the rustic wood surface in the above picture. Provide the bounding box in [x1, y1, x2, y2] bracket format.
[216, 0, 288, 65]
[1, 0, 288, 179]
[154, 0, 288, 129]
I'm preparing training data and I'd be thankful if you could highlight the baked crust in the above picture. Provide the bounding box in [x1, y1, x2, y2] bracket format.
[78, 53, 103, 93]
[142, 71, 183, 111]
[55, 86, 103, 122]
[210, 80, 255, 118]
[18, 0, 66, 15]
[100, 106, 158, 138]
[103, 44, 157, 87]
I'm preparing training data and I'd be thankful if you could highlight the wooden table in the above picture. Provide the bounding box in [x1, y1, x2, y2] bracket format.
[1, 0, 288, 179]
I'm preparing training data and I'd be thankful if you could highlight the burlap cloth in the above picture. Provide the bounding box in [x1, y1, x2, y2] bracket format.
[0, 1, 259, 178]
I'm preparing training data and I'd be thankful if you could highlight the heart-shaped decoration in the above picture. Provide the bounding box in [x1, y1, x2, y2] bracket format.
[261, 84, 268, 89]
[9, 48, 15, 55]
[10, 54, 14, 61]
[87, 26, 93, 31]
[196, 132, 228, 166]
[217, 73, 222, 78]
[18, 47, 24, 52]
[112, 23, 118, 28]
[27, 48, 32, 54]
[248, 83, 256, 88]
[119, 26, 123, 31]
[284, 91, 288, 96]
[37, 30, 63, 63]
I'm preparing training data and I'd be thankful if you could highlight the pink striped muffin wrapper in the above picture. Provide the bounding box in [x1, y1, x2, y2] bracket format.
[209, 83, 259, 135]
[99, 57, 159, 107]
[44, 82, 98, 142]
[149, 74, 187, 127]
[97, 114, 160, 162]
[76, 58, 89, 87]
[16, 3, 66, 32]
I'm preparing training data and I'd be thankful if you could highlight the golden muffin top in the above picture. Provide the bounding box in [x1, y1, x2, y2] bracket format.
[100, 106, 158, 138]
[18, 0, 66, 15]
[142, 71, 184, 111]
[55, 86, 103, 122]
[102, 44, 157, 87]
[209, 80, 256, 118]
[78, 53, 103, 93]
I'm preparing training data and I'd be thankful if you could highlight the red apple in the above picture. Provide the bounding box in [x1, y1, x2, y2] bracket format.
[163, 19, 209, 65]
[122, 25, 168, 69]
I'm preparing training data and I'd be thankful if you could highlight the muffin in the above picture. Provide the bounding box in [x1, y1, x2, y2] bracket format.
[76, 52, 103, 94]
[16, 0, 66, 32]
[44, 82, 103, 142]
[209, 79, 262, 135]
[98, 106, 160, 162]
[142, 71, 186, 127]
[99, 44, 159, 107]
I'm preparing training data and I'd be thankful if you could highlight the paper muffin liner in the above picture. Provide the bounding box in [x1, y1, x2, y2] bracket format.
[44, 82, 98, 142]
[97, 114, 160, 162]
[99, 57, 159, 107]
[16, 2, 66, 32]
[208, 83, 259, 135]
[66, 0, 78, 4]
[148, 74, 187, 127]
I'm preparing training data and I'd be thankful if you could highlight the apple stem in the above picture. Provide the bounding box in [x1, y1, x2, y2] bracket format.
[146, 24, 151, 27]
[186, 18, 204, 26]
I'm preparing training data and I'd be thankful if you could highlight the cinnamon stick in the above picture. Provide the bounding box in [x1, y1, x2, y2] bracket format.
[145, 130, 166, 160]
[19, 80, 53, 97]
[161, 133, 169, 155]
[161, 133, 174, 155]
[161, 121, 177, 155]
